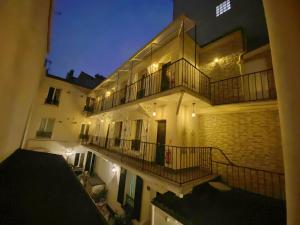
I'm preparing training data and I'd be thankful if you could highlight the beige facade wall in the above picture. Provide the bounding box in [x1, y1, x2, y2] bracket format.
[25, 75, 90, 151]
[0, 0, 52, 161]
[90, 98, 284, 173]
[93, 155, 157, 225]
[241, 45, 273, 74]
[197, 31, 244, 81]
[197, 108, 283, 172]
[152, 205, 183, 225]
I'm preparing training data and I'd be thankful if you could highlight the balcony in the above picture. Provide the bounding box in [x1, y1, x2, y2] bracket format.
[44, 98, 59, 106]
[36, 130, 52, 138]
[83, 105, 94, 113]
[211, 69, 276, 105]
[93, 58, 211, 114]
[87, 136, 212, 185]
[85, 136, 285, 199]
[91, 58, 276, 116]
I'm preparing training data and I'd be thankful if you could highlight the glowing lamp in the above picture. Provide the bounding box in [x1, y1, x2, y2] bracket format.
[153, 103, 157, 117]
[192, 103, 196, 117]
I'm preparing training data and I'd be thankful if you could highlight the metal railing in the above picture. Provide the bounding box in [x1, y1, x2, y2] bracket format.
[92, 67, 277, 114]
[93, 58, 210, 113]
[87, 136, 212, 185]
[211, 69, 276, 105]
[211, 147, 285, 199]
[84, 137, 285, 199]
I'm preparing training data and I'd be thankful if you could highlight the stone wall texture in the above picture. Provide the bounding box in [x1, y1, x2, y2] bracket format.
[197, 109, 283, 173]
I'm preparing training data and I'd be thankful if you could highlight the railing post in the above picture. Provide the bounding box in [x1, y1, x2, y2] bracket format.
[180, 147, 182, 184]
[210, 147, 213, 174]
[142, 142, 145, 170]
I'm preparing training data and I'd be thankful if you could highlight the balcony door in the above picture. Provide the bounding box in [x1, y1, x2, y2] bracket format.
[113, 122, 123, 147]
[155, 120, 166, 166]
[161, 62, 171, 91]
[132, 120, 142, 151]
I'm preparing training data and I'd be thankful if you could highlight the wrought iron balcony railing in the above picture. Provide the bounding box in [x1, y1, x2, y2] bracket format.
[87, 136, 212, 185]
[85, 136, 285, 199]
[211, 69, 276, 105]
[93, 58, 211, 113]
[91, 59, 276, 115]
[36, 130, 52, 138]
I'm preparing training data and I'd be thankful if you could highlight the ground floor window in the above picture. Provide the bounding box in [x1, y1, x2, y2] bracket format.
[36, 118, 55, 138]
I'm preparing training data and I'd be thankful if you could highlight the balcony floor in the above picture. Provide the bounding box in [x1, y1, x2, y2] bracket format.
[86, 144, 212, 185]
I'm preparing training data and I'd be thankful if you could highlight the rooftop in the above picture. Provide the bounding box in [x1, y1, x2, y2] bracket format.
[153, 182, 286, 225]
[47, 71, 105, 89]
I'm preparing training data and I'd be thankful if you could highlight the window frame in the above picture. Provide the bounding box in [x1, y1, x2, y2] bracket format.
[36, 118, 55, 138]
[216, 0, 231, 17]
[45, 86, 62, 106]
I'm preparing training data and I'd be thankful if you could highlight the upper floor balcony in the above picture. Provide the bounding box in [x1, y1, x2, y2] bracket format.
[85, 16, 277, 116]
[87, 63, 276, 116]
[91, 58, 211, 114]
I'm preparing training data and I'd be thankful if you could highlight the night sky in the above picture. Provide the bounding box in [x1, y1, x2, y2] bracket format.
[48, 0, 173, 78]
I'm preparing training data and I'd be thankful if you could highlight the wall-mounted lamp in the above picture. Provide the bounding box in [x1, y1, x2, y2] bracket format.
[192, 103, 196, 117]
[105, 91, 111, 97]
[214, 58, 219, 63]
[65, 148, 73, 164]
[112, 121, 115, 125]
[152, 103, 157, 117]
[112, 164, 118, 173]
[101, 119, 104, 123]
[151, 63, 159, 73]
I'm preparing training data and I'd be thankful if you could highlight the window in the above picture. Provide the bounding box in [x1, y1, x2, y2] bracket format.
[36, 118, 55, 138]
[84, 97, 95, 113]
[79, 124, 90, 140]
[45, 87, 61, 105]
[113, 122, 123, 146]
[216, 0, 231, 17]
[132, 120, 143, 151]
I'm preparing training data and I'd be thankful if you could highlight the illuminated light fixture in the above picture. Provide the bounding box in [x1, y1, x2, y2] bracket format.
[112, 164, 118, 173]
[65, 148, 73, 156]
[88, 121, 91, 125]
[112, 121, 115, 125]
[214, 58, 219, 63]
[192, 103, 196, 117]
[101, 119, 104, 123]
[152, 103, 157, 117]
[105, 91, 111, 97]
[151, 63, 159, 73]
[165, 216, 171, 222]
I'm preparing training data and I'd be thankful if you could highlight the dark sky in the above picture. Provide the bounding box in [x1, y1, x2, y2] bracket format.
[48, 0, 173, 78]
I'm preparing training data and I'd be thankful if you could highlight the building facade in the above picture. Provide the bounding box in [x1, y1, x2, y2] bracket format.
[0, 0, 53, 162]
[23, 2, 285, 225]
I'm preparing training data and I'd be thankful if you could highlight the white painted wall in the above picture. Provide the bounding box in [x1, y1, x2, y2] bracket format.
[152, 205, 183, 225]
[0, 0, 52, 161]
[93, 154, 160, 225]
[25, 75, 90, 147]
[94, 156, 124, 214]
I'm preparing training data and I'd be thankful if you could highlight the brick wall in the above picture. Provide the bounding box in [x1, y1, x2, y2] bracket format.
[197, 109, 283, 173]
[198, 31, 244, 81]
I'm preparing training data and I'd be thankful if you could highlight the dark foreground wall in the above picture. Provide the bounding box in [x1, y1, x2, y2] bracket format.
[0, 149, 107, 225]
[173, 0, 269, 50]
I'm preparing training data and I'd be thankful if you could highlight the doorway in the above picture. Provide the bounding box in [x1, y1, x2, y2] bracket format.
[161, 62, 171, 91]
[114, 122, 123, 146]
[155, 120, 166, 166]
